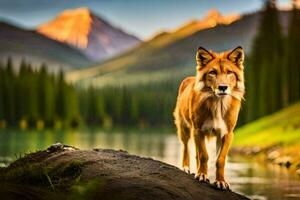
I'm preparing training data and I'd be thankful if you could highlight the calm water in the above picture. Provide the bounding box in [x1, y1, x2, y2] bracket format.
[0, 128, 300, 200]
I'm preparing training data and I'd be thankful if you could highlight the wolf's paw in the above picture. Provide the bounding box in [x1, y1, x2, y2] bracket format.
[195, 173, 210, 183]
[214, 180, 231, 190]
[182, 166, 190, 174]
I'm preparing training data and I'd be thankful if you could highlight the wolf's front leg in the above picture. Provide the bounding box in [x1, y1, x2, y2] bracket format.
[215, 131, 233, 190]
[193, 128, 209, 183]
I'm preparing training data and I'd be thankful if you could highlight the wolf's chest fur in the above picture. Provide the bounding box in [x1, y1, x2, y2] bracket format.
[200, 96, 231, 138]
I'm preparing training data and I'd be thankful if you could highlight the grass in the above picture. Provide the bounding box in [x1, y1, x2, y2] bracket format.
[233, 102, 300, 148]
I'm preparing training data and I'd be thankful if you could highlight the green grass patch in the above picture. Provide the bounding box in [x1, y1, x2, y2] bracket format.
[234, 102, 300, 148]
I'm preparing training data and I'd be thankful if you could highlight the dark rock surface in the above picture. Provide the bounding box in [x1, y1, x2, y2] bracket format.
[0, 144, 249, 200]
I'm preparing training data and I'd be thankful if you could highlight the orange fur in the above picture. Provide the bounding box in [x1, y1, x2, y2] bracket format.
[174, 46, 245, 190]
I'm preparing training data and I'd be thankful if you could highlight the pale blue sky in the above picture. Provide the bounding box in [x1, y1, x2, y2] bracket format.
[0, 0, 291, 39]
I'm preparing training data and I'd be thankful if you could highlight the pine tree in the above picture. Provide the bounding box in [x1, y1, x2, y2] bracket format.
[129, 94, 139, 125]
[38, 64, 55, 125]
[0, 62, 5, 122]
[246, 0, 284, 120]
[3, 57, 16, 125]
[26, 64, 39, 125]
[287, 0, 300, 103]
[55, 70, 66, 122]
[15, 59, 28, 122]
[96, 93, 107, 125]
[65, 84, 80, 125]
[86, 86, 97, 124]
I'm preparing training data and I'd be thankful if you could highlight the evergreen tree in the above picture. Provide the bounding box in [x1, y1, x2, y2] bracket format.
[0, 63, 4, 122]
[26, 64, 39, 124]
[3, 57, 15, 125]
[287, 0, 300, 103]
[129, 94, 139, 125]
[246, 0, 284, 120]
[86, 86, 97, 123]
[95, 93, 107, 124]
[111, 87, 123, 124]
[65, 84, 80, 125]
[38, 64, 55, 124]
[55, 70, 66, 121]
[15, 59, 28, 122]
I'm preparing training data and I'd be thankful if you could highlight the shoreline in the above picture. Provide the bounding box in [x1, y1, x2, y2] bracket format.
[231, 144, 300, 176]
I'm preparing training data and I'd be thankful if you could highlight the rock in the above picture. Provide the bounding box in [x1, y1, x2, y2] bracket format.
[296, 169, 300, 176]
[47, 143, 78, 152]
[251, 146, 262, 154]
[0, 144, 249, 200]
[274, 156, 292, 168]
[233, 146, 262, 156]
[267, 150, 280, 161]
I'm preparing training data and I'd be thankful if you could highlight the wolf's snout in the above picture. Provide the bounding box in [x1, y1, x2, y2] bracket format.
[218, 85, 228, 92]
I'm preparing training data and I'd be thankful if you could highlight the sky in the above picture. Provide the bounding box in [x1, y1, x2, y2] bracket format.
[0, 0, 291, 39]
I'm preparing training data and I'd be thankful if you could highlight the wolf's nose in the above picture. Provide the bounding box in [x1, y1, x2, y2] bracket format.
[218, 85, 228, 92]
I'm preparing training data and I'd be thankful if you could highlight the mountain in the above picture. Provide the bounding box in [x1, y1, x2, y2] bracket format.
[67, 10, 290, 85]
[140, 9, 240, 55]
[173, 9, 240, 38]
[37, 7, 141, 62]
[0, 21, 91, 71]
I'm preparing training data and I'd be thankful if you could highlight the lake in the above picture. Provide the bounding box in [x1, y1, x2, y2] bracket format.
[0, 128, 300, 200]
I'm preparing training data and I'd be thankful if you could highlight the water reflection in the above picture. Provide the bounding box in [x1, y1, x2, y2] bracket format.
[0, 128, 300, 200]
[0, 128, 180, 167]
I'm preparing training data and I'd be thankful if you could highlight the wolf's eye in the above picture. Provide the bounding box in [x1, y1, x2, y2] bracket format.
[208, 70, 217, 76]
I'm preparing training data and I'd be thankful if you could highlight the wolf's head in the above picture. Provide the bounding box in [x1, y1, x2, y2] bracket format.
[194, 46, 245, 101]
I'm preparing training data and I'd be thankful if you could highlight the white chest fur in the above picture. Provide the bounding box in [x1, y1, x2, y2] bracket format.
[201, 96, 231, 138]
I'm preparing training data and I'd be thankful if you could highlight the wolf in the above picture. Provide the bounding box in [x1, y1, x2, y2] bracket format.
[173, 46, 245, 190]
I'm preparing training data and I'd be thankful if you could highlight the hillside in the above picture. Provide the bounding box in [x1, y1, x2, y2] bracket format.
[68, 10, 290, 86]
[0, 21, 91, 71]
[233, 102, 300, 172]
[38, 7, 141, 62]
[234, 102, 300, 148]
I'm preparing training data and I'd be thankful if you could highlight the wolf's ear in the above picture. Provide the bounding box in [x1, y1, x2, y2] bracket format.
[228, 46, 244, 68]
[196, 47, 214, 67]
